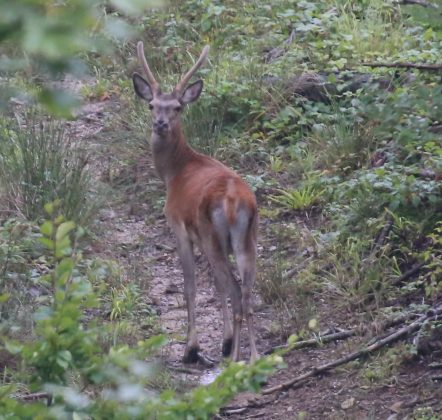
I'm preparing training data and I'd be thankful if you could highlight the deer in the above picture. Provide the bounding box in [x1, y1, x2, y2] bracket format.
[132, 41, 259, 364]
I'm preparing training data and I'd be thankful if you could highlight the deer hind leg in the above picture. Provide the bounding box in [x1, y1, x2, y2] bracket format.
[212, 270, 234, 357]
[203, 213, 243, 362]
[235, 252, 259, 362]
[175, 233, 200, 363]
[209, 254, 243, 362]
[231, 212, 259, 363]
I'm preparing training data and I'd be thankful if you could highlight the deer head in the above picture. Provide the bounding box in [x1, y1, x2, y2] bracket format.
[132, 42, 209, 135]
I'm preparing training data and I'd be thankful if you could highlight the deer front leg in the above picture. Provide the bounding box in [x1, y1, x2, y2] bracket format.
[175, 235, 199, 363]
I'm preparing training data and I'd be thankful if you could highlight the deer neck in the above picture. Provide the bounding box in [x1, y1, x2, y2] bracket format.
[151, 122, 195, 186]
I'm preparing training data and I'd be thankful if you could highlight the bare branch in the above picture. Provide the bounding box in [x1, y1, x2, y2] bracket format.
[392, 261, 427, 286]
[265, 307, 423, 355]
[361, 62, 442, 71]
[262, 304, 442, 395]
[396, 0, 439, 8]
[264, 329, 356, 355]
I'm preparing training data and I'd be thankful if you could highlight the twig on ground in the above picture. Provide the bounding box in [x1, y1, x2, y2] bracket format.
[265, 29, 296, 63]
[361, 62, 442, 71]
[266, 308, 422, 355]
[14, 392, 52, 406]
[371, 215, 394, 255]
[244, 411, 266, 419]
[264, 329, 356, 355]
[168, 365, 202, 375]
[222, 407, 248, 415]
[262, 304, 442, 395]
[429, 362, 442, 369]
[221, 396, 278, 417]
[396, 0, 439, 8]
[358, 213, 394, 289]
[282, 256, 314, 280]
[392, 261, 427, 286]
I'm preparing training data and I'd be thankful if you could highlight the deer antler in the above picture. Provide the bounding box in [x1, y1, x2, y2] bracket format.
[175, 45, 210, 94]
[137, 41, 160, 94]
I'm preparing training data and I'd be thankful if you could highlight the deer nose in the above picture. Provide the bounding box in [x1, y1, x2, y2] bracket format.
[153, 119, 169, 132]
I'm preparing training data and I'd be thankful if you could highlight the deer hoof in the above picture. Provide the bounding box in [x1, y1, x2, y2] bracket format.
[182, 346, 200, 364]
[182, 348, 215, 367]
[222, 338, 233, 357]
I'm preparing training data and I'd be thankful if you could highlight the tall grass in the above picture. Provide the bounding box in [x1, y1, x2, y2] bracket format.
[0, 112, 93, 223]
[331, 0, 407, 59]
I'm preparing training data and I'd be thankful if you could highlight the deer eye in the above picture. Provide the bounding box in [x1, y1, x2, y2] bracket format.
[148, 103, 154, 110]
[174, 106, 182, 112]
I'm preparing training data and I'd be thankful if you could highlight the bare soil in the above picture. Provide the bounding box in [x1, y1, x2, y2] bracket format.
[76, 93, 441, 420]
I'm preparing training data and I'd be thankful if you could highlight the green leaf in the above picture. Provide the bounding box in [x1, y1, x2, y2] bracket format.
[56, 350, 72, 369]
[110, 0, 164, 16]
[56, 221, 76, 242]
[0, 293, 10, 303]
[39, 237, 54, 250]
[4, 340, 23, 355]
[40, 221, 53, 237]
[56, 258, 74, 278]
[33, 306, 53, 321]
[44, 202, 54, 215]
[38, 88, 80, 119]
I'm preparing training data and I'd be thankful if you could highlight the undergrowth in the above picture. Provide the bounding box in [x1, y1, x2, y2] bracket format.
[0, 203, 281, 418]
[1, 0, 442, 416]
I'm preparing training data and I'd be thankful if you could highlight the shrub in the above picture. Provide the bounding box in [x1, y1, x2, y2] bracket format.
[0, 112, 93, 224]
[0, 203, 282, 418]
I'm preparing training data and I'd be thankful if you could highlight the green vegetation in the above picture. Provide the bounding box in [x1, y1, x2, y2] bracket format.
[0, 113, 93, 223]
[1, 0, 441, 417]
[0, 203, 281, 418]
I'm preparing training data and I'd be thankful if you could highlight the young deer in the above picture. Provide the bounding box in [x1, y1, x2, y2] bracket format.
[132, 42, 259, 363]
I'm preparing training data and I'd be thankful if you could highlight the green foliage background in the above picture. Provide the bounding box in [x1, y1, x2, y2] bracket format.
[0, 0, 441, 417]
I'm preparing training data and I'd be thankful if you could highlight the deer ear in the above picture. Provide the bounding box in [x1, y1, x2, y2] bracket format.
[132, 73, 154, 101]
[181, 80, 203, 104]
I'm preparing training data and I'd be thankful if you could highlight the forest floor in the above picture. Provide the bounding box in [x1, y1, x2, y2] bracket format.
[73, 85, 441, 420]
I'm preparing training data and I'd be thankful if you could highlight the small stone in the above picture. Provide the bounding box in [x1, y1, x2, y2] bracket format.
[389, 401, 403, 413]
[165, 282, 179, 294]
[341, 397, 355, 409]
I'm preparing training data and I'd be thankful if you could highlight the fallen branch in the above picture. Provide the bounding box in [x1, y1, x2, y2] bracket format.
[429, 362, 442, 369]
[221, 396, 278, 416]
[361, 62, 442, 71]
[282, 256, 314, 279]
[397, 0, 439, 8]
[264, 329, 356, 355]
[13, 392, 52, 406]
[371, 215, 394, 255]
[265, 307, 422, 355]
[358, 213, 394, 287]
[265, 29, 296, 63]
[262, 304, 442, 395]
[392, 261, 427, 286]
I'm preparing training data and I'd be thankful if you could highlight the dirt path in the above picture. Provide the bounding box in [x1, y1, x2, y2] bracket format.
[73, 94, 441, 419]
